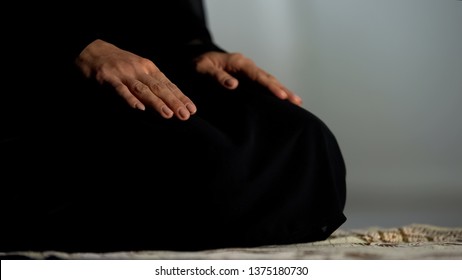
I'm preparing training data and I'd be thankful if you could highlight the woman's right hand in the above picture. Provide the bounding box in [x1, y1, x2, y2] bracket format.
[75, 39, 197, 121]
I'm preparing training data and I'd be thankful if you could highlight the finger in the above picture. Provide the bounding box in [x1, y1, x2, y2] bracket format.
[282, 86, 303, 106]
[126, 79, 177, 119]
[164, 82, 197, 115]
[266, 83, 289, 100]
[223, 76, 239, 89]
[268, 83, 302, 106]
[250, 69, 303, 106]
[111, 81, 146, 111]
[199, 62, 239, 89]
[138, 76, 192, 120]
[211, 69, 239, 89]
[251, 70, 288, 99]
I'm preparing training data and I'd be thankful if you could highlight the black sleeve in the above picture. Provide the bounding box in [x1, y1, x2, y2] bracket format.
[181, 0, 227, 58]
[69, 0, 226, 61]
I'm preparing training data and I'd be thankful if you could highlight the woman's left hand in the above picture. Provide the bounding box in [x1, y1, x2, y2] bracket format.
[194, 51, 302, 106]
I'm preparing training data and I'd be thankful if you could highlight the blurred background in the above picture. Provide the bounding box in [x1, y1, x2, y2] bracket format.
[204, 0, 462, 229]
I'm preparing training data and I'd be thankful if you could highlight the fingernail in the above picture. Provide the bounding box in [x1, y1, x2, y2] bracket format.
[279, 90, 288, 98]
[294, 95, 302, 103]
[224, 79, 236, 88]
[135, 103, 145, 111]
[161, 106, 173, 118]
[186, 103, 197, 114]
[178, 107, 190, 120]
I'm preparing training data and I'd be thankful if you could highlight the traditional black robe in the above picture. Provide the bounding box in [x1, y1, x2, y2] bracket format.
[1, 0, 346, 252]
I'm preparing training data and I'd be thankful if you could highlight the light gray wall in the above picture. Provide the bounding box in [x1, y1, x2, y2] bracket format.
[204, 0, 462, 228]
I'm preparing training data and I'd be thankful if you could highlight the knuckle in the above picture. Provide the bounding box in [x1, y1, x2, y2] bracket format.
[138, 57, 157, 70]
[164, 81, 180, 93]
[151, 83, 163, 94]
[230, 52, 252, 66]
[132, 80, 150, 95]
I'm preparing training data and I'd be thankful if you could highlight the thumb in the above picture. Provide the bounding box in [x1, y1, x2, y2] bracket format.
[222, 76, 239, 89]
[211, 68, 239, 90]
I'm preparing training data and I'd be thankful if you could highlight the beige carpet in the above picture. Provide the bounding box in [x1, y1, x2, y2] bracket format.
[2, 224, 462, 260]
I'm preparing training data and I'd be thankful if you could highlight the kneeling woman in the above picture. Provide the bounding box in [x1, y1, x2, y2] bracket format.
[1, 0, 346, 252]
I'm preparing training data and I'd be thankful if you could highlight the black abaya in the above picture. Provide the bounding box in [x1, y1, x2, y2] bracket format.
[1, 0, 346, 252]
